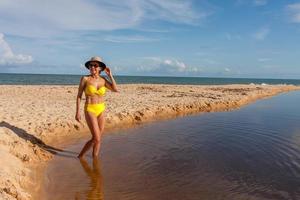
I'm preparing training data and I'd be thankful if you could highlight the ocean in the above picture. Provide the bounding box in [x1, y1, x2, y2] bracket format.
[1, 73, 300, 85]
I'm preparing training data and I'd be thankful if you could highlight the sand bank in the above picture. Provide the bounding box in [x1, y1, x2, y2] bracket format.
[0, 84, 299, 199]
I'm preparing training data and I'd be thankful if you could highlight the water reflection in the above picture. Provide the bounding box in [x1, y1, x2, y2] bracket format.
[76, 158, 104, 200]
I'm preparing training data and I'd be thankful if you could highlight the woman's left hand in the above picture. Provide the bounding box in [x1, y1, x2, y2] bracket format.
[104, 67, 112, 77]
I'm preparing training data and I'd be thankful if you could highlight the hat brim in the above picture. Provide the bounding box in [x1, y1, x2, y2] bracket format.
[85, 61, 106, 70]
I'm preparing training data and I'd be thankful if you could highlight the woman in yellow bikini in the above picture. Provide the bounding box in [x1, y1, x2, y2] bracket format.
[75, 56, 118, 158]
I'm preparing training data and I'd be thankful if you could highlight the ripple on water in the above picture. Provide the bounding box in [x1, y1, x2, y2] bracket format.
[44, 92, 300, 200]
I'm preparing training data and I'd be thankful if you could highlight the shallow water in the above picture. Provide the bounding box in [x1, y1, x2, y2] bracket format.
[44, 91, 300, 200]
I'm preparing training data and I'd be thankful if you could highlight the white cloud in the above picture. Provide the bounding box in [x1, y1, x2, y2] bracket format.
[286, 3, 300, 23]
[138, 57, 201, 75]
[134, 27, 171, 33]
[110, 65, 125, 73]
[163, 59, 187, 72]
[0, 33, 33, 65]
[224, 68, 231, 72]
[0, 0, 205, 37]
[104, 35, 159, 43]
[254, 0, 267, 6]
[141, 0, 207, 25]
[253, 27, 270, 40]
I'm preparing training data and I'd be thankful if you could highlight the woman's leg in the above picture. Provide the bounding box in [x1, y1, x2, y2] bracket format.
[78, 139, 93, 158]
[93, 113, 105, 156]
[78, 111, 100, 158]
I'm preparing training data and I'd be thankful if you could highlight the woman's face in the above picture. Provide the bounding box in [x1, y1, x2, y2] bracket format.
[88, 61, 101, 75]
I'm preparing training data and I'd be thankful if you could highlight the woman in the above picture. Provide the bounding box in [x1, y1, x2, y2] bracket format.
[75, 56, 118, 158]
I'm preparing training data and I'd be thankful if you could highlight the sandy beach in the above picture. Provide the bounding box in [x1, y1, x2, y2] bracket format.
[1, 83, 300, 200]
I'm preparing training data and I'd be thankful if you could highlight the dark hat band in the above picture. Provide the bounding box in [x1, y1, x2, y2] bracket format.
[85, 61, 106, 70]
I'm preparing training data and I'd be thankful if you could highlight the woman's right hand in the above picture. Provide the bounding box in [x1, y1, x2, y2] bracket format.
[75, 112, 81, 122]
[104, 67, 112, 77]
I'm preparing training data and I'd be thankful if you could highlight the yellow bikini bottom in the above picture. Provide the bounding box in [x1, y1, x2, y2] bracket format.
[85, 102, 106, 117]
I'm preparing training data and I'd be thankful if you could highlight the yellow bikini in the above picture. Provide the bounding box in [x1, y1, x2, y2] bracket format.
[84, 84, 106, 117]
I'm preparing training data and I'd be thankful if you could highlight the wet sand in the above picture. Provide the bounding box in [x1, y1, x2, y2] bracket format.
[0, 84, 300, 199]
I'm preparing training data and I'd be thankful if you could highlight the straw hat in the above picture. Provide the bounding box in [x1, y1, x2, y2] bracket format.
[84, 56, 106, 70]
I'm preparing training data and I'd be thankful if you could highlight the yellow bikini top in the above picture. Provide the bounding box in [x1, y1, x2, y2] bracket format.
[85, 83, 106, 96]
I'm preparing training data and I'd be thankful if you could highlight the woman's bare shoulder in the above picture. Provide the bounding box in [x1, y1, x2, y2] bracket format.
[79, 76, 90, 86]
[81, 75, 90, 81]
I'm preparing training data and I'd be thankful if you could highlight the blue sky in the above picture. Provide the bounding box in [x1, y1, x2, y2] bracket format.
[0, 0, 300, 78]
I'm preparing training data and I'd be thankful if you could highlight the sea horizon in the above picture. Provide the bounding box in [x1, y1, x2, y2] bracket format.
[1, 72, 300, 80]
[1, 72, 300, 86]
